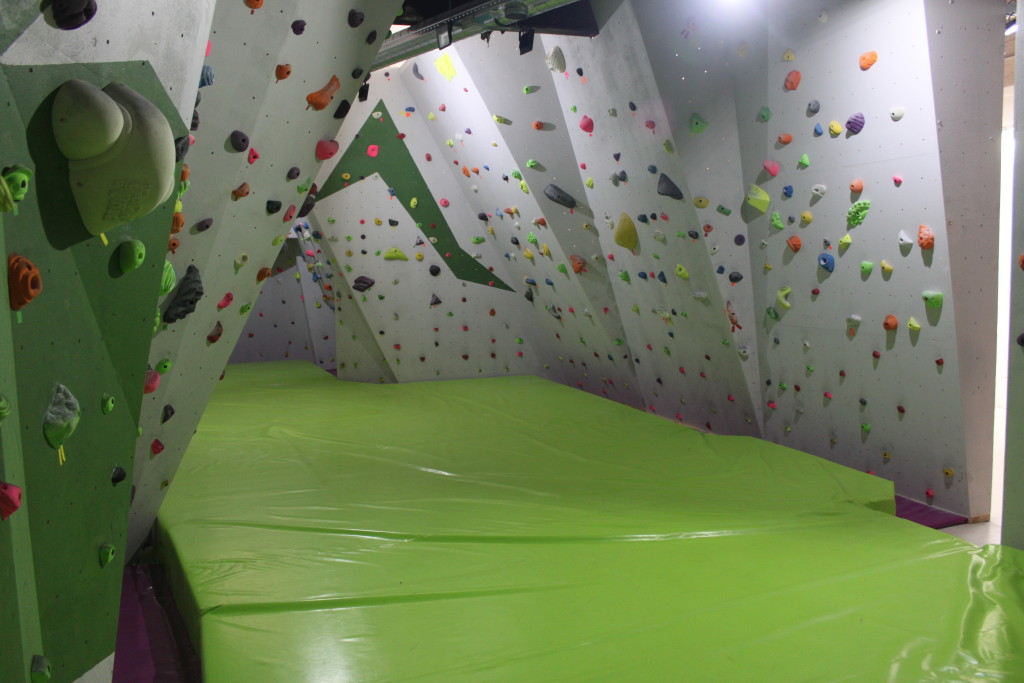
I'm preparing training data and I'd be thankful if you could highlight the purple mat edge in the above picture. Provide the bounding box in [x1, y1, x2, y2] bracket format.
[894, 495, 969, 529]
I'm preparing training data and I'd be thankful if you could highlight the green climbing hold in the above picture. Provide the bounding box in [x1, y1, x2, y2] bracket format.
[30, 655, 51, 683]
[410, 198, 418, 209]
[770, 212, 784, 230]
[0, 394, 11, 422]
[471, 237, 485, 244]
[838, 234, 852, 248]
[861, 423, 872, 433]
[272, 234, 287, 246]
[240, 302, 253, 314]
[585, 177, 594, 189]
[383, 247, 409, 261]
[98, 543, 116, 568]
[101, 393, 115, 415]
[675, 264, 689, 280]
[797, 153, 810, 168]
[526, 159, 539, 168]
[614, 213, 639, 250]
[619, 270, 631, 283]
[511, 170, 522, 179]
[0, 164, 33, 215]
[527, 232, 538, 244]
[690, 112, 708, 134]
[745, 184, 770, 213]
[155, 358, 172, 374]
[758, 106, 772, 122]
[570, 105, 577, 113]
[922, 290, 943, 308]
[43, 384, 80, 450]
[847, 200, 871, 227]
[907, 316, 922, 331]
[766, 307, 779, 320]
[520, 180, 530, 194]
[556, 263, 568, 274]
[118, 240, 146, 274]
[160, 260, 176, 296]
[860, 261, 874, 276]
[716, 205, 731, 216]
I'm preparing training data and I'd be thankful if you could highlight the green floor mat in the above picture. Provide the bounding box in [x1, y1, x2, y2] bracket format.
[157, 361, 1024, 681]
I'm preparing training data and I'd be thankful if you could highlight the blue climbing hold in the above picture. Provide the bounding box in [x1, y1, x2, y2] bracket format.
[637, 214, 649, 224]
[783, 185, 793, 198]
[818, 253, 835, 272]
[657, 271, 667, 283]
[717, 265, 725, 274]
[647, 165, 658, 174]
[199, 65, 214, 87]
[814, 122, 823, 136]
[637, 272, 648, 280]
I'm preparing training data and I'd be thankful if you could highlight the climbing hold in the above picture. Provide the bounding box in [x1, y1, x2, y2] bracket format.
[786, 235, 802, 252]
[850, 178, 864, 193]
[880, 259, 893, 274]
[745, 184, 770, 212]
[51, 79, 176, 235]
[818, 253, 835, 272]
[800, 210, 813, 224]
[899, 230, 914, 247]
[859, 50, 878, 70]
[0, 481, 22, 521]
[233, 253, 248, 272]
[829, 120, 842, 136]
[783, 70, 801, 90]
[383, 247, 409, 261]
[847, 200, 871, 226]
[256, 266, 272, 283]
[890, 106, 905, 121]
[150, 439, 164, 456]
[348, 8, 364, 27]
[798, 153, 810, 167]
[907, 316, 922, 331]
[918, 225, 935, 250]
[922, 290, 943, 308]
[758, 106, 771, 122]
[428, 265, 441, 276]
[614, 213, 638, 250]
[159, 260, 176, 296]
[883, 314, 898, 331]
[53, 0, 98, 29]
[0, 164, 32, 214]
[778, 133, 793, 145]
[807, 100, 820, 114]
[770, 212, 784, 230]
[144, 368, 160, 394]
[352, 275, 375, 292]
[163, 264, 204, 323]
[846, 112, 865, 134]
[275, 64, 292, 82]
[570, 255, 587, 273]
[8, 254, 42, 310]
[694, 197, 709, 209]
[266, 200, 282, 215]
[118, 240, 146, 274]
[782, 186, 794, 199]
[43, 384, 80, 451]
[814, 123, 824, 136]
[860, 261, 874, 276]
[689, 112, 708, 134]
[161, 404, 175, 424]
[838, 234, 852, 249]
[316, 140, 340, 160]
[763, 160, 780, 177]
[546, 45, 566, 72]
[728, 271, 743, 284]
[776, 286, 792, 309]
[199, 65, 214, 87]
[811, 184, 827, 198]
[544, 184, 577, 209]
[217, 292, 234, 310]
[231, 182, 250, 200]
[229, 130, 249, 152]
[306, 75, 341, 111]
[282, 205, 296, 222]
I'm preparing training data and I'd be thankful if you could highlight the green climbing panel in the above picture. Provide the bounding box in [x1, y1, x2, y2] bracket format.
[319, 100, 512, 291]
[0, 60, 184, 681]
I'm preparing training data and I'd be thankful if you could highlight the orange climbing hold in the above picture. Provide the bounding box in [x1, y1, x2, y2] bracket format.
[777, 133, 792, 144]
[256, 267, 272, 283]
[917, 225, 934, 250]
[244, 0, 262, 13]
[883, 314, 898, 331]
[180, 164, 191, 181]
[232, 182, 250, 200]
[783, 70, 801, 91]
[275, 64, 292, 81]
[570, 254, 587, 273]
[170, 212, 185, 234]
[462, 166, 470, 177]
[859, 50, 878, 70]
[850, 178, 864, 193]
[306, 75, 340, 111]
[532, 121, 544, 130]
[168, 237, 180, 254]
[786, 235, 802, 252]
[8, 254, 42, 310]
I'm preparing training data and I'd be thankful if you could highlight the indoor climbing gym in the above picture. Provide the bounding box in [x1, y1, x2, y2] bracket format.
[2, 0, 1024, 680]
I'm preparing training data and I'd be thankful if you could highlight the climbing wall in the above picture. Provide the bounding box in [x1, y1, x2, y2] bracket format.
[1006, 17, 1024, 551]
[127, 0, 404, 560]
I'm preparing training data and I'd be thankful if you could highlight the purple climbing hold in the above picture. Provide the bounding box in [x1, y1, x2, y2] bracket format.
[348, 9, 364, 27]
[291, 20, 306, 35]
[53, 0, 97, 30]
[846, 112, 865, 134]
[352, 275, 375, 292]
[195, 218, 213, 232]
[286, 167, 301, 180]
[229, 130, 249, 152]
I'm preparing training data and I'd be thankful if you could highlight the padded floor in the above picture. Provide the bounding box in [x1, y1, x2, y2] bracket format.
[157, 361, 1024, 681]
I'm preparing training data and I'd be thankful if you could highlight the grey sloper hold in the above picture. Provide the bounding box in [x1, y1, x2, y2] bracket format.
[657, 173, 683, 200]
[52, 79, 175, 236]
[163, 265, 204, 323]
[543, 184, 577, 209]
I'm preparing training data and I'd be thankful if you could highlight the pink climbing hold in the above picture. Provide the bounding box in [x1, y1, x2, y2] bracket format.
[763, 159, 780, 177]
[205, 41, 212, 57]
[439, 198, 450, 207]
[316, 140, 340, 160]
[925, 488, 935, 498]
[893, 175, 903, 186]
[824, 392, 833, 399]
[247, 148, 259, 164]
[217, 293, 234, 310]
[644, 120, 656, 133]
[425, 153, 432, 162]
[143, 369, 160, 394]
[367, 144, 380, 158]
[283, 205, 296, 222]
[0, 481, 23, 521]
[579, 115, 594, 134]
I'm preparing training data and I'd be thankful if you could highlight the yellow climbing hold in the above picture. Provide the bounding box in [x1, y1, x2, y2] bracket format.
[613, 213, 638, 250]
[410, 198, 418, 209]
[374, 218, 383, 226]
[383, 247, 408, 261]
[520, 180, 529, 194]
[487, 225, 495, 235]
[585, 177, 594, 189]
[524, 248, 534, 259]
[880, 259, 893, 273]
[782, 48, 796, 61]
[541, 243, 551, 256]
[800, 210, 813, 224]
[829, 120, 842, 135]
[745, 184, 770, 213]
[675, 264, 689, 280]
[838, 233, 852, 248]
[434, 53, 457, 81]
[341, 172, 351, 180]
[694, 196, 710, 209]
[415, 253, 423, 261]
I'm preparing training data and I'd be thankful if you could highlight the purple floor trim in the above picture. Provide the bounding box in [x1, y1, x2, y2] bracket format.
[894, 495, 968, 529]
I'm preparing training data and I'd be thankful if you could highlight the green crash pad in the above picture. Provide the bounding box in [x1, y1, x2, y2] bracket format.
[157, 361, 1024, 681]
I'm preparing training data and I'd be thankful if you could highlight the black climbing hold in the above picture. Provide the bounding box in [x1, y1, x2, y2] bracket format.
[636, 214, 649, 224]
[53, 0, 97, 30]
[195, 218, 213, 232]
[510, 236, 520, 245]
[617, 170, 628, 182]
[657, 173, 683, 200]
[229, 130, 249, 152]
[110, 466, 126, 486]
[576, 67, 584, 76]
[429, 265, 441, 276]
[430, 294, 442, 306]
[174, 136, 190, 163]
[477, 212, 488, 221]
[195, 91, 201, 107]
[357, 82, 370, 102]
[352, 275, 375, 292]
[735, 234, 746, 246]
[388, 219, 399, 226]
[291, 20, 306, 35]
[266, 200, 282, 215]
[163, 265, 204, 324]
[348, 9, 364, 27]
[628, 101, 637, 111]
[367, 30, 377, 44]
[352, 67, 364, 80]
[649, 213, 657, 221]
[524, 288, 534, 302]
[543, 184, 577, 209]
[333, 99, 352, 119]
[162, 405, 175, 423]
[729, 271, 743, 283]
[613, 152, 621, 161]
[688, 230, 700, 240]
[190, 109, 200, 131]
[297, 185, 317, 218]
[412, 63, 424, 80]
[716, 265, 725, 274]
[286, 167, 301, 180]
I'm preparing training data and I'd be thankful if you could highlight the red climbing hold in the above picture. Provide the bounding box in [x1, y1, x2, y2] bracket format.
[0, 481, 23, 521]
[217, 293, 234, 310]
[150, 439, 165, 456]
[579, 115, 594, 133]
[316, 140, 340, 160]
[143, 369, 160, 394]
